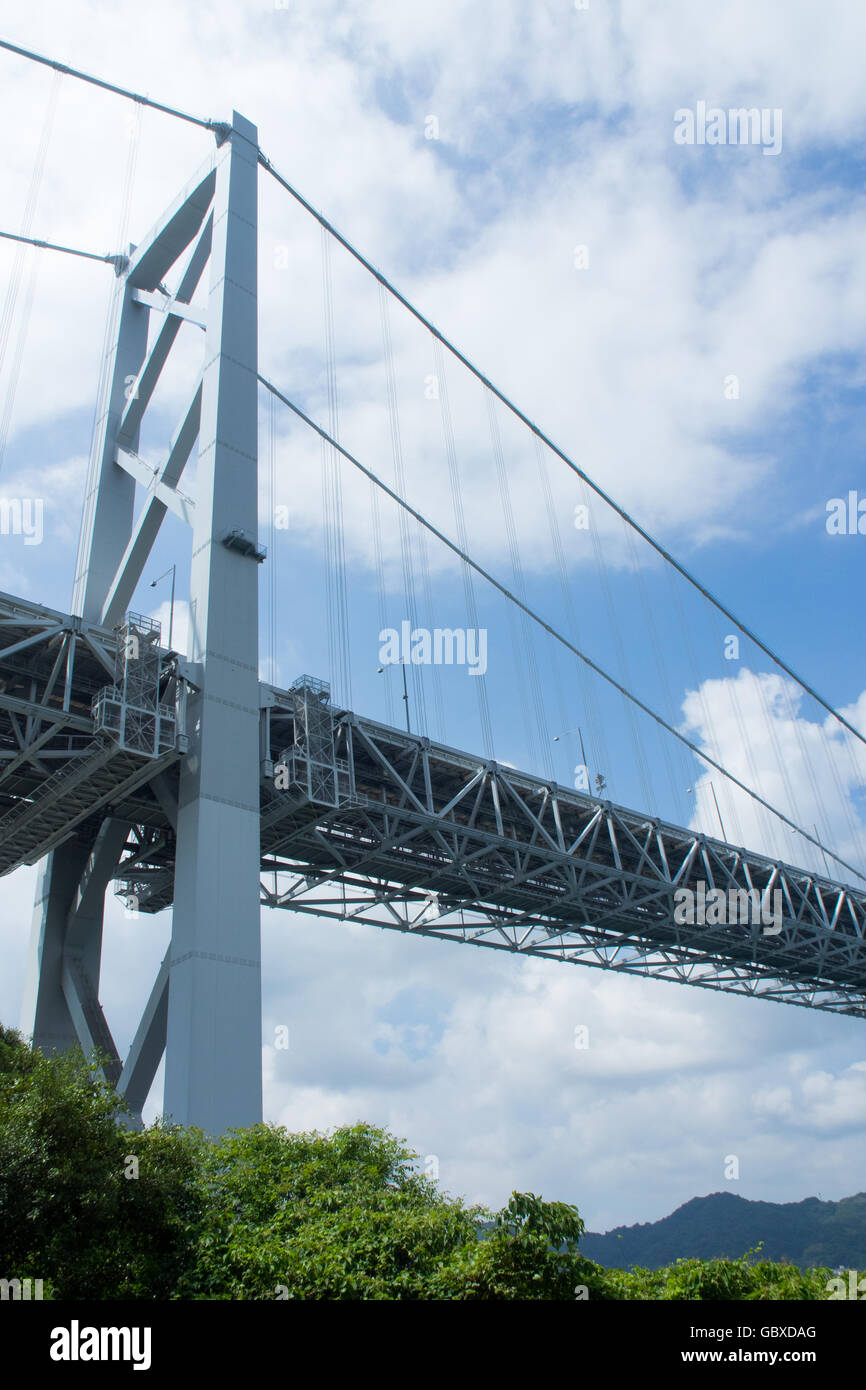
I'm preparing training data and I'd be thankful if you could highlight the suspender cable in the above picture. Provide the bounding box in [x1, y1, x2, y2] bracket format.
[6, 96, 859, 861]
[2, 37, 858, 751]
[533, 435, 610, 791]
[7, 187, 860, 881]
[379, 285, 428, 734]
[370, 476, 397, 727]
[76, 98, 143, 609]
[577, 471, 656, 813]
[0, 69, 62, 478]
[259, 370, 865, 886]
[435, 341, 494, 758]
[5, 61, 855, 754]
[267, 387, 278, 679]
[259, 150, 866, 756]
[485, 390, 553, 780]
[623, 522, 691, 818]
[320, 228, 352, 708]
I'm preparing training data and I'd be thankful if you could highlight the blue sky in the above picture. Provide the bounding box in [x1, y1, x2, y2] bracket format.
[1, 0, 866, 1233]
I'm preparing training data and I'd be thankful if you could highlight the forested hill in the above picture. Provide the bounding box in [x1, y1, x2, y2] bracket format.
[579, 1191, 866, 1270]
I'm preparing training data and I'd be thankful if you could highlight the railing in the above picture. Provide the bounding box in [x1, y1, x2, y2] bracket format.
[91, 689, 177, 758]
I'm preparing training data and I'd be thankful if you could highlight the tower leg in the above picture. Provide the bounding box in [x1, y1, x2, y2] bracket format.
[20, 845, 90, 1052]
[20, 821, 124, 1078]
[163, 111, 263, 1132]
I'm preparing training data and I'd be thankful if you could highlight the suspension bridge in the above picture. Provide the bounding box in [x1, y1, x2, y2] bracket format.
[2, 39, 866, 1134]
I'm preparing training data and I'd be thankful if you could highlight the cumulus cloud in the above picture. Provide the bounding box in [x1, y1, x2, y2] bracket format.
[2, 0, 866, 1232]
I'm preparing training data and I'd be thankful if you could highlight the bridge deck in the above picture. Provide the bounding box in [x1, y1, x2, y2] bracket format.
[2, 589, 865, 1017]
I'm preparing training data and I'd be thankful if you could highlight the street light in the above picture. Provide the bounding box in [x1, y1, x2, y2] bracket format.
[377, 662, 410, 733]
[149, 564, 176, 650]
[686, 780, 727, 843]
[552, 723, 588, 772]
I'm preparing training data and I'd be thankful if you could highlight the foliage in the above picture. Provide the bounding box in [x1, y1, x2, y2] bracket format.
[0, 1024, 205, 1298]
[579, 1245, 835, 1300]
[0, 1025, 856, 1300]
[428, 1192, 586, 1299]
[177, 1121, 483, 1299]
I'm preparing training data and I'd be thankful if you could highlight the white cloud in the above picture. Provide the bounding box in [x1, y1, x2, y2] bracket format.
[2, 0, 866, 1236]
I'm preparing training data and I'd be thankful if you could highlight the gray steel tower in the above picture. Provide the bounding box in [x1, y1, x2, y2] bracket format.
[20, 111, 264, 1133]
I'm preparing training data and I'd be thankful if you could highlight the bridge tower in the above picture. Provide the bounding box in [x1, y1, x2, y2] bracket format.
[20, 112, 264, 1132]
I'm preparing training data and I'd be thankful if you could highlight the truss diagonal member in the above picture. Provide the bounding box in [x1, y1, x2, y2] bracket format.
[102, 384, 202, 628]
[61, 953, 122, 1085]
[131, 289, 207, 329]
[0, 720, 71, 790]
[353, 725, 428, 814]
[66, 818, 131, 949]
[73, 162, 216, 623]
[76, 628, 116, 679]
[114, 447, 195, 525]
[149, 771, 179, 829]
[0, 626, 62, 663]
[116, 956, 169, 1117]
[126, 164, 217, 295]
[611, 814, 672, 884]
[495, 771, 562, 855]
[37, 628, 73, 714]
[0, 614, 61, 628]
[120, 212, 214, 441]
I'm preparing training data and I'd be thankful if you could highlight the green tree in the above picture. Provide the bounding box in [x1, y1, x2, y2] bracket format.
[0, 1024, 203, 1298]
[430, 1191, 587, 1299]
[177, 1121, 483, 1299]
[0, 1025, 854, 1301]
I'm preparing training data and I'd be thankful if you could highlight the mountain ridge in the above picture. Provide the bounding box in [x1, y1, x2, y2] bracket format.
[579, 1190, 866, 1270]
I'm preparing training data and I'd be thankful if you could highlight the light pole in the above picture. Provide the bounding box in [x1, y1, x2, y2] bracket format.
[553, 723, 588, 772]
[553, 723, 598, 792]
[378, 663, 410, 733]
[687, 781, 727, 843]
[150, 564, 176, 650]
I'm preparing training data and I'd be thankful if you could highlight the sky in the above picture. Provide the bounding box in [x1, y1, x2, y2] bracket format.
[1, 0, 866, 1234]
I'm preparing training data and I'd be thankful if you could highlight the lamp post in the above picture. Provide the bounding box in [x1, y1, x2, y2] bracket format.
[687, 780, 727, 843]
[150, 564, 176, 650]
[553, 723, 598, 792]
[553, 723, 588, 772]
[378, 662, 410, 733]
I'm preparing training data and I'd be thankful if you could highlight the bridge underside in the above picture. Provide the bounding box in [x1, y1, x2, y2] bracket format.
[3, 587, 866, 1035]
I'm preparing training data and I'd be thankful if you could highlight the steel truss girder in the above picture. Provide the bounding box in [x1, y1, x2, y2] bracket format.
[11, 626, 866, 1140]
[77, 684, 866, 1020]
[255, 703, 866, 1018]
[262, 887, 866, 1016]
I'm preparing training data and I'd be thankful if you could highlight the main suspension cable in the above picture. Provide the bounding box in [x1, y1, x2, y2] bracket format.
[0, 37, 220, 132]
[258, 149, 866, 755]
[4, 138, 861, 874]
[258, 369, 865, 886]
[0, 228, 118, 266]
[2, 36, 858, 749]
